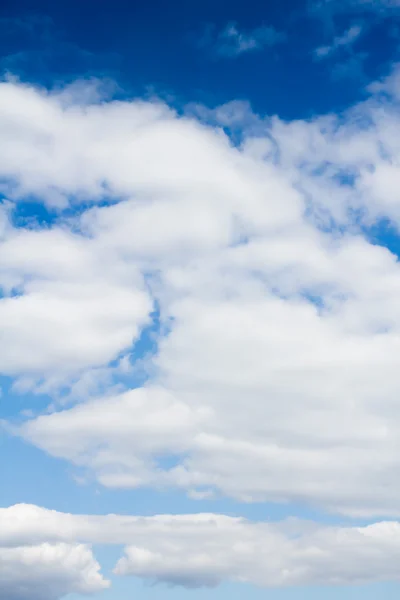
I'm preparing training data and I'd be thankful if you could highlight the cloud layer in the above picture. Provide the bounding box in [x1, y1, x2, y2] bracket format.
[3, 503, 400, 595]
[1, 63, 400, 600]
[2, 69, 400, 517]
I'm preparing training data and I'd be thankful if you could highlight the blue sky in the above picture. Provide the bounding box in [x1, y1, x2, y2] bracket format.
[2, 0, 400, 599]
[0, 0, 399, 116]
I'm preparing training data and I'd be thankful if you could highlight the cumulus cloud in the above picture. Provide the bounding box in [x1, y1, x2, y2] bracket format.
[3, 503, 400, 590]
[3, 67, 400, 520]
[0, 206, 151, 387]
[0, 79, 299, 390]
[0, 542, 109, 600]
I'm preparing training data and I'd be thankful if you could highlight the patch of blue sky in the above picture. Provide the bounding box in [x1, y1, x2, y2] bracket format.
[113, 304, 164, 390]
[363, 217, 400, 259]
[0, 0, 396, 118]
[69, 579, 400, 600]
[331, 168, 358, 187]
[7, 189, 124, 224]
[0, 375, 51, 418]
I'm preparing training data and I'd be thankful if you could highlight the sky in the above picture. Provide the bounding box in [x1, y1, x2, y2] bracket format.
[2, 0, 400, 599]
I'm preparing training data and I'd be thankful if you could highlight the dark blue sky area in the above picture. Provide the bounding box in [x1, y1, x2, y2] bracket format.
[0, 0, 399, 118]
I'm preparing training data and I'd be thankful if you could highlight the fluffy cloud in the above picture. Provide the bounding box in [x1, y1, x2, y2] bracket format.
[114, 518, 400, 588]
[3, 68, 400, 520]
[0, 542, 109, 600]
[0, 78, 301, 388]
[0, 205, 151, 387]
[3, 503, 400, 590]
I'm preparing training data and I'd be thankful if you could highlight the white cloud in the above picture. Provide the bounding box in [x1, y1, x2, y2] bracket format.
[3, 70, 400, 519]
[3, 503, 400, 590]
[0, 542, 109, 600]
[0, 206, 151, 386]
[114, 518, 400, 587]
[0, 80, 300, 389]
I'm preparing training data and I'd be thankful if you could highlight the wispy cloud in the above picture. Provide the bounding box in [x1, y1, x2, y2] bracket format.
[314, 24, 363, 58]
[309, 0, 400, 31]
[310, 0, 400, 14]
[336, 0, 400, 9]
[200, 22, 286, 59]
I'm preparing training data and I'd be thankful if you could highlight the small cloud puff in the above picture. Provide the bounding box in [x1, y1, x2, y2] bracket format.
[314, 24, 363, 59]
[200, 22, 286, 58]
